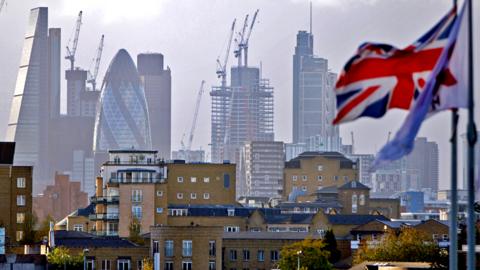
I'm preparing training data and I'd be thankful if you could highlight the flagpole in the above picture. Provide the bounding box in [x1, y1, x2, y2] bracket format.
[450, 108, 459, 269]
[466, 0, 477, 268]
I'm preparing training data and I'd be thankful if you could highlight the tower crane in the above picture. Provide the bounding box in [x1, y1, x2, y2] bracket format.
[234, 14, 249, 67]
[351, 131, 355, 154]
[242, 9, 259, 67]
[216, 19, 236, 89]
[0, 0, 6, 13]
[65, 11, 83, 71]
[187, 80, 206, 152]
[87, 35, 104, 91]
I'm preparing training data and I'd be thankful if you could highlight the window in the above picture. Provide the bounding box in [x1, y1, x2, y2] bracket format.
[224, 173, 230, 188]
[177, 177, 184, 183]
[204, 193, 210, 199]
[317, 165, 323, 171]
[317, 175, 323, 181]
[302, 175, 307, 181]
[191, 193, 197, 199]
[153, 241, 160, 253]
[16, 195, 25, 206]
[359, 194, 365, 206]
[182, 240, 192, 257]
[156, 190, 164, 197]
[164, 261, 173, 270]
[17, 177, 26, 188]
[432, 234, 439, 240]
[257, 250, 265, 262]
[225, 226, 240, 232]
[209, 240, 216, 257]
[177, 193, 184, 199]
[165, 240, 174, 257]
[16, 213, 25, 224]
[132, 206, 142, 219]
[352, 194, 358, 214]
[333, 176, 339, 181]
[182, 261, 192, 270]
[168, 209, 188, 216]
[442, 234, 449, 241]
[292, 175, 298, 181]
[227, 208, 235, 216]
[301, 186, 307, 192]
[156, 207, 164, 214]
[190, 177, 197, 183]
[101, 260, 111, 270]
[229, 250, 237, 261]
[208, 261, 215, 270]
[343, 176, 349, 181]
[132, 189, 143, 202]
[16, 231, 23, 242]
[243, 249, 250, 261]
[85, 258, 95, 270]
[117, 259, 130, 270]
[270, 250, 279, 261]
[73, 224, 84, 231]
[204, 177, 210, 183]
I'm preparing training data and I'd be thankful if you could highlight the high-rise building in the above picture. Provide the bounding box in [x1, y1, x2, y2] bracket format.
[461, 132, 480, 190]
[405, 137, 439, 192]
[137, 53, 171, 159]
[237, 141, 285, 199]
[210, 66, 274, 163]
[348, 154, 375, 187]
[5, 7, 59, 193]
[93, 49, 152, 153]
[292, 30, 340, 151]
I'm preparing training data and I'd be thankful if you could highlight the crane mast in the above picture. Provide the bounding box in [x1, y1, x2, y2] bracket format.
[187, 80, 206, 152]
[65, 11, 83, 71]
[88, 35, 104, 91]
[242, 9, 259, 67]
[234, 14, 249, 67]
[216, 19, 236, 89]
[0, 0, 6, 13]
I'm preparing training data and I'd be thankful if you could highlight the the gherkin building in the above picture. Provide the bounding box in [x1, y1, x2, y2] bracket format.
[93, 49, 152, 151]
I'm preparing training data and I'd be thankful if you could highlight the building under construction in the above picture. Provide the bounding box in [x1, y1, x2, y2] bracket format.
[210, 10, 274, 163]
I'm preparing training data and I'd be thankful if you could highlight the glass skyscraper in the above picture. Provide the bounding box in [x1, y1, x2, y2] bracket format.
[93, 49, 152, 152]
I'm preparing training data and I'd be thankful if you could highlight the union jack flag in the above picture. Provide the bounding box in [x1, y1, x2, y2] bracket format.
[333, 7, 458, 124]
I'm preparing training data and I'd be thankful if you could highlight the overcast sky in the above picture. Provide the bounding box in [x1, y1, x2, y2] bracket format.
[0, 0, 479, 190]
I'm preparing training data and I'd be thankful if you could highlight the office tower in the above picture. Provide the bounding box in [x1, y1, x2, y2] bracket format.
[171, 149, 205, 163]
[48, 28, 61, 119]
[285, 143, 306, 161]
[237, 141, 284, 199]
[349, 154, 375, 187]
[93, 49, 152, 153]
[5, 8, 53, 193]
[404, 137, 439, 192]
[137, 53, 172, 159]
[292, 30, 340, 151]
[211, 66, 274, 163]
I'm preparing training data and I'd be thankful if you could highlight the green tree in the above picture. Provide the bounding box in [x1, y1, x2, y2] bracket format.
[354, 227, 448, 269]
[47, 246, 83, 270]
[19, 212, 37, 244]
[323, 229, 341, 263]
[278, 238, 332, 270]
[36, 215, 55, 242]
[128, 217, 144, 245]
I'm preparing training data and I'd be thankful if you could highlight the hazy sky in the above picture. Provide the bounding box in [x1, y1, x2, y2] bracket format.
[0, 0, 479, 189]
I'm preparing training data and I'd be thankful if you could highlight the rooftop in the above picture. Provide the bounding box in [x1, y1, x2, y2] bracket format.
[54, 230, 139, 248]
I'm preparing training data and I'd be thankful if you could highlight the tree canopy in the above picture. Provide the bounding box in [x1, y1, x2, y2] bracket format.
[47, 246, 83, 270]
[278, 238, 332, 270]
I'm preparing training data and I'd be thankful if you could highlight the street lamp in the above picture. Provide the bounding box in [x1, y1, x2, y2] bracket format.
[83, 248, 90, 270]
[296, 250, 302, 270]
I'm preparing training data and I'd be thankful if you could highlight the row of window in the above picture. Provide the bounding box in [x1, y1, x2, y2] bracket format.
[17, 177, 26, 188]
[176, 192, 210, 200]
[228, 249, 279, 262]
[177, 176, 210, 183]
[163, 261, 195, 270]
[84, 258, 136, 270]
[292, 175, 348, 182]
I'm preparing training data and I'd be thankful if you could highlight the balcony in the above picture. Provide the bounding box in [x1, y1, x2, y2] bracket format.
[89, 213, 119, 221]
[108, 177, 166, 184]
[90, 196, 120, 204]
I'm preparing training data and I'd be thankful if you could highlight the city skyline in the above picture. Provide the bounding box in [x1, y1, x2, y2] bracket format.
[0, 0, 479, 190]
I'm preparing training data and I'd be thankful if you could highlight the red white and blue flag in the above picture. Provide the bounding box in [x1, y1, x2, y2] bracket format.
[333, 6, 465, 125]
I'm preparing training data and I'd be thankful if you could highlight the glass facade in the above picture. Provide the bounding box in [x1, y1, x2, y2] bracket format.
[94, 49, 152, 152]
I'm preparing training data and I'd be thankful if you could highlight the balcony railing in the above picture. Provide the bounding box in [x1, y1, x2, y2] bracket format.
[93, 231, 119, 237]
[90, 196, 120, 204]
[108, 177, 166, 184]
[89, 213, 119, 221]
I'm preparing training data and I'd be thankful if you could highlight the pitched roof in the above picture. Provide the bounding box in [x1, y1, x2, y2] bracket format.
[338, 180, 370, 190]
[223, 231, 322, 240]
[327, 214, 389, 225]
[54, 230, 138, 248]
[263, 213, 313, 224]
[285, 151, 355, 168]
